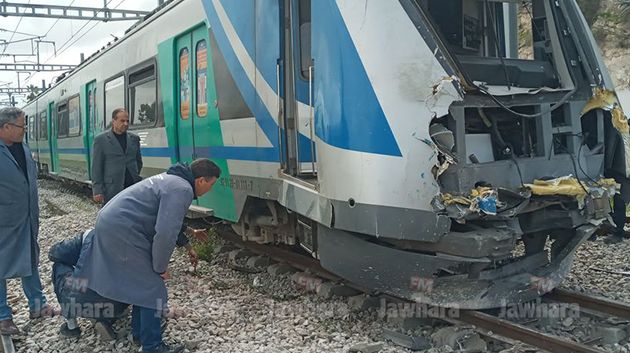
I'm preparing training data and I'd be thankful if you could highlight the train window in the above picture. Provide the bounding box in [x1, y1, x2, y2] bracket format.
[105, 75, 125, 129]
[68, 95, 81, 136]
[298, 0, 311, 80]
[179, 48, 191, 120]
[129, 64, 157, 128]
[196, 40, 208, 118]
[420, 0, 563, 88]
[38, 111, 47, 140]
[209, 30, 253, 120]
[57, 102, 69, 138]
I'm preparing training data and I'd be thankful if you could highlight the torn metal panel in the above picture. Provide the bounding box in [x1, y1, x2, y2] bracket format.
[524, 176, 617, 209]
[582, 88, 630, 178]
[473, 83, 567, 96]
[441, 187, 500, 215]
[426, 75, 462, 118]
[433, 186, 530, 222]
[428, 120, 458, 180]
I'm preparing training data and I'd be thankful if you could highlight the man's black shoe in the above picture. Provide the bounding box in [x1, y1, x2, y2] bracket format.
[59, 323, 81, 338]
[143, 343, 184, 353]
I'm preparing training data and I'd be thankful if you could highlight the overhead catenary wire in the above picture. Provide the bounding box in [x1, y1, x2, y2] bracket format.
[0, 0, 33, 57]
[24, 0, 128, 88]
[42, 0, 78, 39]
[43, 0, 119, 65]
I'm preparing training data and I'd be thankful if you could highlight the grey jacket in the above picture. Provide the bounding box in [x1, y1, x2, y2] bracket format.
[91, 130, 143, 202]
[79, 172, 195, 309]
[0, 140, 40, 279]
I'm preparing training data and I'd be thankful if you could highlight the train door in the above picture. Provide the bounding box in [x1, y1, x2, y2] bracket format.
[48, 101, 59, 173]
[175, 25, 214, 204]
[280, 0, 316, 179]
[85, 80, 99, 178]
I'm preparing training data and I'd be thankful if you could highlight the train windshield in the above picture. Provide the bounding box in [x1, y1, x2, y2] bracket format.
[418, 0, 577, 91]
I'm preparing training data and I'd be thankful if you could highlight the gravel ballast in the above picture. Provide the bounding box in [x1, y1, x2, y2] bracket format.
[5, 179, 630, 352]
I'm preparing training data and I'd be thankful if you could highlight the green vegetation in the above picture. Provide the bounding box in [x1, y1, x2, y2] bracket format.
[26, 85, 40, 102]
[577, 0, 603, 26]
[191, 227, 219, 262]
[578, 0, 630, 48]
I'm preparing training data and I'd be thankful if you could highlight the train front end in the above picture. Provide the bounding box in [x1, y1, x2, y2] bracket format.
[312, 0, 626, 309]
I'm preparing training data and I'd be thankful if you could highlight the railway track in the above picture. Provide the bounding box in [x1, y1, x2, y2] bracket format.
[220, 230, 630, 353]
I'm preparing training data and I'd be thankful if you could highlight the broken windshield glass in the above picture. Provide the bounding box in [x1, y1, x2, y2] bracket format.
[417, 0, 572, 90]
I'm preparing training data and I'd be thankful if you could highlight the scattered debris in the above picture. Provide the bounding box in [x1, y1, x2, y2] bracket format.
[524, 176, 617, 209]
[431, 326, 488, 353]
[592, 325, 628, 345]
[291, 272, 324, 293]
[245, 255, 272, 268]
[441, 186, 500, 215]
[382, 328, 431, 351]
[348, 342, 384, 353]
[316, 282, 361, 299]
[347, 294, 382, 312]
[266, 263, 299, 276]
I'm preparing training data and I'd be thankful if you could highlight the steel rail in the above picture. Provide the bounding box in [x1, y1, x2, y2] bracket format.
[546, 288, 630, 319]
[216, 229, 614, 353]
[457, 310, 604, 353]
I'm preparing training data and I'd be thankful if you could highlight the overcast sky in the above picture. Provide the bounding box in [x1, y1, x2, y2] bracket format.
[0, 0, 159, 106]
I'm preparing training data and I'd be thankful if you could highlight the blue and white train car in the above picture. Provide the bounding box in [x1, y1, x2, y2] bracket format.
[24, 0, 629, 309]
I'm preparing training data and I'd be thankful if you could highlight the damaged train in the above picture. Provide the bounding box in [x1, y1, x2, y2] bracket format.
[23, 0, 630, 309]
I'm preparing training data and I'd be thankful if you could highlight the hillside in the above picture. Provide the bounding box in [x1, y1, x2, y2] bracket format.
[580, 0, 630, 89]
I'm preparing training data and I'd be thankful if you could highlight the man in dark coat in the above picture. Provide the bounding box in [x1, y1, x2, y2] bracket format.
[79, 159, 220, 353]
[91, 108, 143, 204]
[0, 107, 57, 335]
[49, 229, 129, 338]
[49, 225, 201, 339]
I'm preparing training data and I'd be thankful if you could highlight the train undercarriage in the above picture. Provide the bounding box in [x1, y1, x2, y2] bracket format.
[231, 85, 619, 309]
[230, 177, 614, 310]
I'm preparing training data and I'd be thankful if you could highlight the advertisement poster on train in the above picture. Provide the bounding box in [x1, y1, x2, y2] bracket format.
[180, 48, 191, 120]
[88, 89, 95, 132]
[196, 40, 208, 117]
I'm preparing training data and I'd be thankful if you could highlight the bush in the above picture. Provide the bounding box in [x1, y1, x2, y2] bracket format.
[577, 0, 603, 26]
[191, 227, 219, 262]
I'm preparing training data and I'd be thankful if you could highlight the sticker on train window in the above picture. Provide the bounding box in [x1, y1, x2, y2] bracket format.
[180, 48, 191, 120]
[196, 40, 208, 118]
[68, 96, 81, 136]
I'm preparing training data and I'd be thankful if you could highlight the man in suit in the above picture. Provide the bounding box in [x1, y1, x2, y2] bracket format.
[0, 107, 57, 335]
[91, 108, 143, 204]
